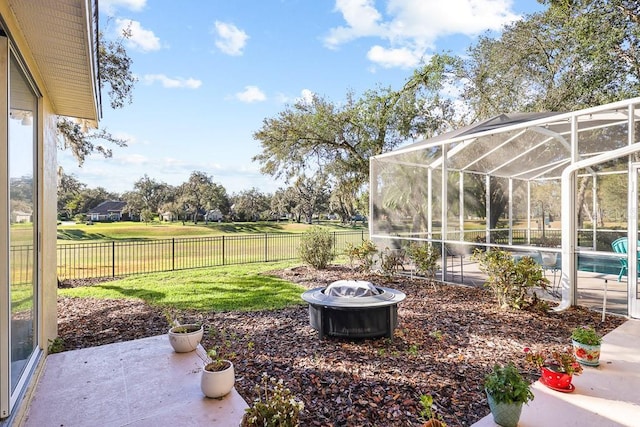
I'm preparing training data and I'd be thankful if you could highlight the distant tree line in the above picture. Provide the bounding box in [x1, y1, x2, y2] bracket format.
[56, 170, 367, 224]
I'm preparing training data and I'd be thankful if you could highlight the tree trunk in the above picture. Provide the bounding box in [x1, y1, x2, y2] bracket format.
[576, 177, 590, 229]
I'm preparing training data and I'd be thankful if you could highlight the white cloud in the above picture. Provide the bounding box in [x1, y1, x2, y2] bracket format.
[142, 74, 202, 89]
[100, 0, 146, 15]
[116, 19, 161, 52]
[299, 89, 314, 105]
[325, 0, 521, 68]
[324, 0, 382, 48]
[235, 86, 266, 103]
[214, 21, 249, 56]
[366, 45, 422, 68]
[119, 154, 148, 165]
[275, 89, 315, 105]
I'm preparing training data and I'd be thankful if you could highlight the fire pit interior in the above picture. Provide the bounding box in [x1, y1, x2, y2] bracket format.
[301, 280, 406, 339]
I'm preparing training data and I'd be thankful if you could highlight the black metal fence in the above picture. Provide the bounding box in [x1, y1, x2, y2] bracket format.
[55, 230, 368, 281]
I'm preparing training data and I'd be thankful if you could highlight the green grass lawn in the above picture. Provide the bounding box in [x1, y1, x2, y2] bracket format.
[59, 261, 306, 312]
[57, 220, 366, 243]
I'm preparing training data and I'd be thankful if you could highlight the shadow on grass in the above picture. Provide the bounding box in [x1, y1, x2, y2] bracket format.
[57, 229, 109, 241]
[208, 222, 286, 234]
[94, 284, 166, 301]
[57, 229, 155, 241]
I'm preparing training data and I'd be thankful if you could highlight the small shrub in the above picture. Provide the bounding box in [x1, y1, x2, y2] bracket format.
[242, 373, 304, 427]
[472, 249, 549, 309]
[379, 247, 405, 276]
[344, 240, 377, 272]
[406, 243, 439, 280]
[47, 337, 65, 354]
[298, 227, 334, 269]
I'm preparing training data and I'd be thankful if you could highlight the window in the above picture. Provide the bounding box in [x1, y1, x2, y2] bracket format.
[1, 41, 40, 420]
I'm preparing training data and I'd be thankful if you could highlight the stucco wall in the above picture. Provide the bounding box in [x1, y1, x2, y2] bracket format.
[1, 2, 64, 424]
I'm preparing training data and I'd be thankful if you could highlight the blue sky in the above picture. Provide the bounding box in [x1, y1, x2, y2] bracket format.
[59, 0, 544, 195]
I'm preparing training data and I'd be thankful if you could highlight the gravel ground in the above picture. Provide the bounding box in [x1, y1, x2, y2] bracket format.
[57, 266, 625, 426]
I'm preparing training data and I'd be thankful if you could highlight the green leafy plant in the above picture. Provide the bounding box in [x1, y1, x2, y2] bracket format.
[164, 312, 202, 333]
[242, 373, 304, 427]
[408, 344, 419, 356]
[429, 329, 443, 342]
[298, 227, 335, 269]
[201, 327, 237, 371]
[406, 243, 439, 280]
[203, 348, 232, 372]
[484, 363, 534, 405]
[344, 240, 378, 272]
[524, 347, 583, 376]
[418, 394, 446, 426]
[571, 326, 602, 346]
[47, 337, 65, 354]
[472, 249, 549, 309]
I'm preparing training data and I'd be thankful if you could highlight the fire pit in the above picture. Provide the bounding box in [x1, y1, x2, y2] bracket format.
[301, 280, 406, 339]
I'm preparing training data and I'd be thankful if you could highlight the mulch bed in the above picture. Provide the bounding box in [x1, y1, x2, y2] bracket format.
[57, 265, 625, 426]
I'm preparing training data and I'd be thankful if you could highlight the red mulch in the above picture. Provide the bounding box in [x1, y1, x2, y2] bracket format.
[57, 266, 625, 426]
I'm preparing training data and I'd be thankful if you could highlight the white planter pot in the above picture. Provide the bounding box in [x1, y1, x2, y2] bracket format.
[572, 339, 601, 366]
[168, 324, 203, 353]
[201, 360, 235, 398]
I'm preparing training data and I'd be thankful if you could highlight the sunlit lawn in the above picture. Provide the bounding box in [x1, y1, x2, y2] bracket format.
[57, 220, 366, 243]
[58, 261, 306, 312]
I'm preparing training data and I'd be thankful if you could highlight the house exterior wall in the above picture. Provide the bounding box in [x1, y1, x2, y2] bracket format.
[0, 1, 90, 423]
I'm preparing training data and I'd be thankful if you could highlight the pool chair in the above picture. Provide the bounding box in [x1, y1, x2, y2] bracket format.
[540, 252, 561, 296]
[611, 237, 634, 282]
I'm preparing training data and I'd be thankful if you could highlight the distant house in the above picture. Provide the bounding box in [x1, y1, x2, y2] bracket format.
[12, 210, 32, 223]
[87, 201, 129, 222]
[205, 209, 223, 222]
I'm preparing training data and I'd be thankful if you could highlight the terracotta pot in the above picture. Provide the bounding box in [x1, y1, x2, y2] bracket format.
[540, 366, 573, 390]
[572, 339, 601, 366]
[168, 324, 203, 353]
[201, 360, 235, 398]
[422, 420, 446, 427]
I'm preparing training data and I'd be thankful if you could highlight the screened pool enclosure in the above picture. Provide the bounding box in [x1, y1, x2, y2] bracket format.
[370, 97, 640, 318]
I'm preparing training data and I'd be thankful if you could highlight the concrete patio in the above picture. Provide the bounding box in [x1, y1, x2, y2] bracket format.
[16, 271, 640, 427]
[21, 335, 248, 426]
[473, 319, 640, 427]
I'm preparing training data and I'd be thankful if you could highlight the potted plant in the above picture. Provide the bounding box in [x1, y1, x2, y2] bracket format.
[167, 319, 204, 353]
[484, 362, 533, 427]
[241, 373, 304, 426]
[199, 347, 235, 398]
[525, 346, 583, 391]
[571, 326, 602, 366]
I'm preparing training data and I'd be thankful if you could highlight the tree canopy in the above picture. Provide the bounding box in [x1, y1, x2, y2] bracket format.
[57, 24, 136, 166]
[253, 0, 640, 228]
